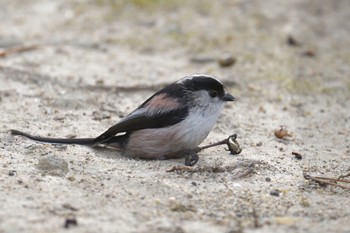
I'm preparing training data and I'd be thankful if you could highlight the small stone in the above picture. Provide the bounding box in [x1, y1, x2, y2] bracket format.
[256, 142, 263, 147]
[303, 49, 315, 57]
[270, 189, 280, 197]
[8, 170, 16, 176]
[292, 152, 302, 160]
[218, 54, 236, 67]
[265, 177, 271, 182]
[274, 126, 290, 139]
[287, 35, 301, 46]
[64, 217, 78, 228]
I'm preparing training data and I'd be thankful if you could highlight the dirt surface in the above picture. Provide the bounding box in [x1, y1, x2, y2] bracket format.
[1, 0, 350, 232]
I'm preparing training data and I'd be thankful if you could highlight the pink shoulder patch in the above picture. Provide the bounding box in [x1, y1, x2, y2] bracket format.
[146, 93, 180, 111]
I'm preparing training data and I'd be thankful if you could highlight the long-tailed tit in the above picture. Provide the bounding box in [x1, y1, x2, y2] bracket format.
[11, 74, 235, 166]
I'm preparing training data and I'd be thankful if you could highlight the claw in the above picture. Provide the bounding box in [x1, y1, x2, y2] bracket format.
[229, 134, 237, 141]
[184, 150, 199, 166]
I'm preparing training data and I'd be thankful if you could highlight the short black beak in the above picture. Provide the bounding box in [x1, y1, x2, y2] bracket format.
[223, 93, 235, 101]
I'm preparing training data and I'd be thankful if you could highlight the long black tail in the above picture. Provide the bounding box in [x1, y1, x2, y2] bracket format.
[11, 129, 95, 145]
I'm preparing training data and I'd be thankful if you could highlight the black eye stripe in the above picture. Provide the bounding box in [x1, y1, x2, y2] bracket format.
[209, 90, 218, 97]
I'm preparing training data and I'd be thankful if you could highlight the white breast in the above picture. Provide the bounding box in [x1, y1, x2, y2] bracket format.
[174, 104, 223, 148]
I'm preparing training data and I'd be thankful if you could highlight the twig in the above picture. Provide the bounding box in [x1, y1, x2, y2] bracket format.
[338, 172, 350, 180]
[195, 134, 242, 155]
[0, 45, 40, 57]
[166, 166, 194, 172]
[235, 167, 254, 179]
[303, 173, 350, 190]
[167, 162, 257, 177]
[313, 176, 350, 183]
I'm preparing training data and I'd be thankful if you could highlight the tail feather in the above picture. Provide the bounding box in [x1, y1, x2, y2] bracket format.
[10, 129, 95, 145]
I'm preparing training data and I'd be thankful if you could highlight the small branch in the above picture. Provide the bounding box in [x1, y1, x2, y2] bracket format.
[338, 172, 350, 180]
[166, 166, 194, 172]
[167, 161, 258, 178]
[0, 45, 40, 57]
[195, 134, 242, 155]
[303, 173, 350, 190]
[235, 167, 254, 179]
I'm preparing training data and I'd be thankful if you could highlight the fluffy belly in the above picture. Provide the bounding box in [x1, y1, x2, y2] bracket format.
[123, 108, 221, 159]
[124, 127, 201, 159]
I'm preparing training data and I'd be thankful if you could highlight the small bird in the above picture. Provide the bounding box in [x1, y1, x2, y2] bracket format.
[11, 74, 235, 166]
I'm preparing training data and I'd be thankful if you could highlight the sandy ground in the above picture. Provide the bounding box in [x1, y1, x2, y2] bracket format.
[1, 0, 350, 232]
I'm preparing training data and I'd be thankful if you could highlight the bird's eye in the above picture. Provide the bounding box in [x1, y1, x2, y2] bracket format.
[209, 90, 218, 98]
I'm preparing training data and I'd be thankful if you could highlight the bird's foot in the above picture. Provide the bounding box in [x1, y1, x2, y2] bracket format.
[184, 150, 199, 166]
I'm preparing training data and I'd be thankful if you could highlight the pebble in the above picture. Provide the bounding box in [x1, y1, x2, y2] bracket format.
[64, 217, 78, 229]
[287, 35, 301, 46]
[270, 189, 280, 197]
[274, 126, 290, 139]
[303, 49, 315, 57]
[8, 170, 16, 176]
[292, 152, 303, 160]
[218, 54, 236, 67]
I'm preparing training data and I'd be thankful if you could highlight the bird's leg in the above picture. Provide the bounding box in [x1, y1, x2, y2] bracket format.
[194, 134, 242, 155]
[184, 149, 199, 166]
[183, 134, 241, 166]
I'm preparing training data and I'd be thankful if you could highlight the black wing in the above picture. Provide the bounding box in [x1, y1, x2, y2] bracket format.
[95, 82, 189, 144]
[94, 107, 188, 143]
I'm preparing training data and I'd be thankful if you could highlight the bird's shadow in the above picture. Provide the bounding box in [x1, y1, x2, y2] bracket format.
[85, 144, 185, 165]
[88, 145, 124, 160]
